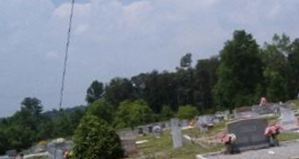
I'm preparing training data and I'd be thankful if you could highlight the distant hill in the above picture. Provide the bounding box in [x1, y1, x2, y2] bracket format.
[43, 105, 87, 118]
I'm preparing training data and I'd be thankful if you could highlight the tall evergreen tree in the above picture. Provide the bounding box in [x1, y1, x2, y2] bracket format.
[86, 80, 104, 104]
[214, 30, 263, 109]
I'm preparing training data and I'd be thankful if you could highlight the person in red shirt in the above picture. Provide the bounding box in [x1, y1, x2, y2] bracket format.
[220, 132, 237, 154]
[264, 123, 282, 146]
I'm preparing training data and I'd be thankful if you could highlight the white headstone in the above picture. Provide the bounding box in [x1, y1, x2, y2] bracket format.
[280, 108, 298, 130]
[171, 118, 183, 148]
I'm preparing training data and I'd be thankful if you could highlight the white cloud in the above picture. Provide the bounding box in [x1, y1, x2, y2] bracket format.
[1, 0, 299, 116]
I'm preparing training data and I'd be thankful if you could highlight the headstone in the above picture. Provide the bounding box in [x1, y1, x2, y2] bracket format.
[223, 110, 230, 120]
[153, 125, 162, 136]
[47, 140, 72, 159]
[161, 123, 166, 129]
[148, 126, 153, 133]
[47, 144, 64, 159]
[197, 115, 213, 132]
[138, 128, 144, 135]
[280, 107, 298, 130]
[227, 118, 269, 151]
[170, 118, 183, 148]
[121, 139, 137, 157]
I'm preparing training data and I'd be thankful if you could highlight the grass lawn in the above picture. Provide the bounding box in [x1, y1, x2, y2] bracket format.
[129, 120, 299, 159]
[287, 99, 299, 109]
[278, 132, 299, 141]
[129, 123, 225, 159]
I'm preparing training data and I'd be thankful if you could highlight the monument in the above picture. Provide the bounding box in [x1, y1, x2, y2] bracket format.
[121, 138, 137, 157]
[170, 118, 183, 148]
[227, 118, 269, 151]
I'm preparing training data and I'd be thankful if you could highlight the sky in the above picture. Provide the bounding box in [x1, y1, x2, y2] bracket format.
[0, 0, 299, 117]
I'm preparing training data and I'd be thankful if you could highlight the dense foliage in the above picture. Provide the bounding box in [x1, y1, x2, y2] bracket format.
[1, 30, 299, 154]
[176, 105, 199, 120]
[73, 114, 123, 159]
[0, 98, 85, 154]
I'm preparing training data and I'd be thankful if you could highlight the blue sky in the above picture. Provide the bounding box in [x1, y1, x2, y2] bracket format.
[0, 0, 299, 117]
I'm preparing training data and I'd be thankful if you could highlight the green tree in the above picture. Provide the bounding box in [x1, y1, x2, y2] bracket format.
[105, 78, 135, 107]
[175, 53, 195, 107]
[73, 114, 123, 159]
[86, 80, 104, 104]
[214, 30, 263, 109]
[176, 105, 198, 119]
[114, 100, 154, 129]
[180, 53, 192, 69]
[160, 105, 175, 120]
[0, 129, 8, 154]
[262, 34, 290, 102]
[289, 38, 299, 98]
[51, 111, 73, 137]
[20, 97, 43, 117]
[87, 99, 114, 123]
[194, 57, 219, 112]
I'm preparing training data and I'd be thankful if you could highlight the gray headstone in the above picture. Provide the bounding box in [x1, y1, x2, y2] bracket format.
[148, 126, 153, 133]
[47, 140, 72, 159]
[138, 127, 144, 135]
[197, 115, 214, 130]
[121, 138, 137, 157]
[153, 125, 161, 132]
[227, 118, 269, 151]
[280, 107, 298, 130]
[220, 110, 230, 120]
[171, 118, 183, 148]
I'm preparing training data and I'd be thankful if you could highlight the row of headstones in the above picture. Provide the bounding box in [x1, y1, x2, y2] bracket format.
[170, 112, 230, 149]
[234, 104, 299, 131]
[235, 103, 295, 117]
[135, 120, 190, 135]
[233, 103, 286, 119]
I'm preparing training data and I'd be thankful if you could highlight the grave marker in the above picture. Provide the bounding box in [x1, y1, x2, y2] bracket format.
[227, 118, 269, 151]
[170, 118, 183, 148]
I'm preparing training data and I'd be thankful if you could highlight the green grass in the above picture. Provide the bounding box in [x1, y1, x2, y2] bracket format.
[287, 99, 299, 109]
[278, 132, 299, 141]
[129, 120, 299, 159]
[130, 123, 225, 159]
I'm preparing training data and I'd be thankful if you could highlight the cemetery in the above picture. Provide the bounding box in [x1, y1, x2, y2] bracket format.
[118, 99, 299, 159]
[2, 99, 299, 159]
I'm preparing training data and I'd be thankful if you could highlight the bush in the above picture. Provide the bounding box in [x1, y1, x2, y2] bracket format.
[73, 114, 123, 159]
[176, 105, 198, 119]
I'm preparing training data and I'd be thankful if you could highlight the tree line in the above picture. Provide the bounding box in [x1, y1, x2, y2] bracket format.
[1, 30, 299, 155]
[89, 31, 299, 113]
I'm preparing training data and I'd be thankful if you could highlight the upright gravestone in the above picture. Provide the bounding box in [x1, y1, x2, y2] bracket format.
[171, 118, 183, 148]
[227, 118, 269, 151]
[280, 107, 298, 131]
[148, 126, 153, 133]
[121, 138, 137, 157]
[138, 127, 144, 135]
